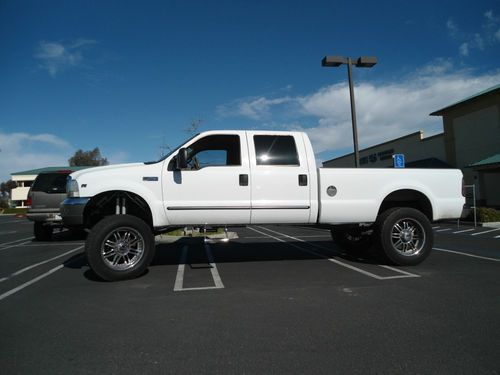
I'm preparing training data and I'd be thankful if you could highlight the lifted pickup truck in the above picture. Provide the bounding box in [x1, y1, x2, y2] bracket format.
[61, 130, 464, 281]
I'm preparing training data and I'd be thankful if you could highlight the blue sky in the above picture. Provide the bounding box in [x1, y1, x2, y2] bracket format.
[1, 0, 500, 180]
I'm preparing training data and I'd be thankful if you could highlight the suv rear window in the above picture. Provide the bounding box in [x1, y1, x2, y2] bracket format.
[31, 173, 70, 194]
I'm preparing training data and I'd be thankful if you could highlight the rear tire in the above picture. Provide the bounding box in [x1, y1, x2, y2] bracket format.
[85, 215, 155, 281]
[34, 222, 53, 241]
[375, 207, 433, 266]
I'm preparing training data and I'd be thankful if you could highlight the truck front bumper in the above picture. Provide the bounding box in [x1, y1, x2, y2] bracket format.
[60, 197, 90, 227]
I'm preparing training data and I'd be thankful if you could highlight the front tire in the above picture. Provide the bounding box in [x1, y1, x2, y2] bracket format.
[375, 207, 433, 266]
[86, 215, 155, 281]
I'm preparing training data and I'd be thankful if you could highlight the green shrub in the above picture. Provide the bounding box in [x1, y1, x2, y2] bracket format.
[475, 207, 500, 222]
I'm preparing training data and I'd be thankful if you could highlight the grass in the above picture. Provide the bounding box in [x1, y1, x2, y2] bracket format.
[0, 208, 28, 214]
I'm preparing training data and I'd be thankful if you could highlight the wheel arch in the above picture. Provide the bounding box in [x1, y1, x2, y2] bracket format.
[377, 189, 434, 221]
[83, 190, 154, 229]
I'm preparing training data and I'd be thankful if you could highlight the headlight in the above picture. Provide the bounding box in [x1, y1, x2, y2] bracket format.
[67, 178, 80, 197]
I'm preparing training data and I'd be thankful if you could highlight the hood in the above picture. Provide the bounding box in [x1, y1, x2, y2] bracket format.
[69, 163, 145, 180]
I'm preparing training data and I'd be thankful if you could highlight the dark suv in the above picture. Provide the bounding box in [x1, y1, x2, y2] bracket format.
[27, 168, 89, 240]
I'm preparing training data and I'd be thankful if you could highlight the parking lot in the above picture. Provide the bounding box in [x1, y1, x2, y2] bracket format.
[0, 215, 499, 374]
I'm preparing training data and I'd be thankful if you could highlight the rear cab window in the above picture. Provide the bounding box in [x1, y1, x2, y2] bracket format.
[253, 135, 300, 166]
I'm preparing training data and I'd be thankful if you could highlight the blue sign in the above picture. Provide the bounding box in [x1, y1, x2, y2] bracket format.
[393, 154, 405, 168]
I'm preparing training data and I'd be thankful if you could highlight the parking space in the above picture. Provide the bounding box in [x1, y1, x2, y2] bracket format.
[433, 223, 500, 238]
[0, 215, 499, 374]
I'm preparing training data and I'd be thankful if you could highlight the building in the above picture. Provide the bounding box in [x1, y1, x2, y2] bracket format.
[323, 131, 447, 169]
[323, 84, 500, 207]
[10, 166, 91, 208]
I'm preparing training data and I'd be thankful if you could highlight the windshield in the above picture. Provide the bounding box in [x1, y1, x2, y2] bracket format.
[144, 133, 199, 164]
[31, 173, 70, 194]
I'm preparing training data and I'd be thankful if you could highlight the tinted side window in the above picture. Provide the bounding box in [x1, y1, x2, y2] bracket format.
[180, 134, 241, 170]
[31, 173, 69, 193]
[254, 135, 299, 166]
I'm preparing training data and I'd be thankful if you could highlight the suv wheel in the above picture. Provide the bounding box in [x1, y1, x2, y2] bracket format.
[34, 222, 53, 241]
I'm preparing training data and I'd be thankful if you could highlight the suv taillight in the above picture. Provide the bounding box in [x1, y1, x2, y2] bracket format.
[26, 196, 32, 208]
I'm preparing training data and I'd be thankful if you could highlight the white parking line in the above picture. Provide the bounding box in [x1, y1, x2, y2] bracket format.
[0, 220, 26, 224]
[470, 228, 500, 236]
[0, 231, 17, 235]
[205, 243, 224, 289]
[0, 241, 32, 252]
[251, 226, 420, 280]
[436, 228, 452, 232]
[241, 235, 330, 239]
[432, 226, 440, 229]
[173, 246, 188, 291]
[0, 264, 66, 302]
[0, 237, 33, 248]
[0, 245, 84, 283]
[173, 244, 224, 292]
[20, 243, 85, 247]
[433, 247, 500, 262]
[453, 228, 475, 234]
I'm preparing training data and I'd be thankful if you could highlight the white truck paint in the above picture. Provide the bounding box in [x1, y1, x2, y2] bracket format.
[61, 130, 465, 281]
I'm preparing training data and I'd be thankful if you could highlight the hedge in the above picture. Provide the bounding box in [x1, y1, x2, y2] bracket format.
[468, 207, 500, 222]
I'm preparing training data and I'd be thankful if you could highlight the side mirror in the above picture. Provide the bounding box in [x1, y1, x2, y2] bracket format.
[176, 148, 188, 170]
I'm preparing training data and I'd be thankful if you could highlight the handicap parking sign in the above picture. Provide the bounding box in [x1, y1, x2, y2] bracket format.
[393, 154, 405, 168]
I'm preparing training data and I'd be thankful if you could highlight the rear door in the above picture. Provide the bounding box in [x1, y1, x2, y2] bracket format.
[248, 132, 311, 224]
[29, 173, 69, 213]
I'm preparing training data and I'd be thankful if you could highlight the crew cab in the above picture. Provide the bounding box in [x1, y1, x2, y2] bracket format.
[61, 130, 465, 281]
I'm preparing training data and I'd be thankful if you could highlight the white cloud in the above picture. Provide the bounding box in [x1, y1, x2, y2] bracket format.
[459, 42, 469, 56]
[218, 67, 500, 159]
[217, 96, 292, 120]
[0, 132, 72, 181]
[417, 58, 453, 75]
[446, 19, 459, 38]
[35, 38, 97, 77]
[448, 10, 500, 57]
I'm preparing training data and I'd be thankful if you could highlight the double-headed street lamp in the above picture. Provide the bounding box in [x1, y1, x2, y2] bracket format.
[321, 56, 377, 167]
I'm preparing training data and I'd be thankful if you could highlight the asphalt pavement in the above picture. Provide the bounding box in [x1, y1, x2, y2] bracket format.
[0, 216, 499, 374]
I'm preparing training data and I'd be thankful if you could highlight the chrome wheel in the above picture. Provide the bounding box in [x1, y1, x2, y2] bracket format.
[390, 218, 425, 256]
[100, 227, 145, 271]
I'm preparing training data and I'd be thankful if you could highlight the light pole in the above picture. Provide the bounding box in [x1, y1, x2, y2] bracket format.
[321, 56, 377, 167]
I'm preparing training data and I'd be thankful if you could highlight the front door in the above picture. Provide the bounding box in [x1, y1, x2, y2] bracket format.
[163, 132, 251, 225]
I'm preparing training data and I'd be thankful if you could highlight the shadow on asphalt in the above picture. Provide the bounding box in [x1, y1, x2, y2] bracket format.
[62, 237, 389, 282]
[152, 238, 388, 267]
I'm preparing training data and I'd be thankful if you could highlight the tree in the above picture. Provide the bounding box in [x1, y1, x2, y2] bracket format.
[68, 148, 109, 166]
[184, 119, 204, 135]
[0, 180, 17, 207]
[0, 180, 17, 195]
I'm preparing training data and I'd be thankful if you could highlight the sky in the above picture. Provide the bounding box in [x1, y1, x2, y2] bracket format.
[1, 0, 500, 181]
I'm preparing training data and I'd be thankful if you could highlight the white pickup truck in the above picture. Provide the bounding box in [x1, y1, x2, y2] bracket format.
[61, 130, 465, 281]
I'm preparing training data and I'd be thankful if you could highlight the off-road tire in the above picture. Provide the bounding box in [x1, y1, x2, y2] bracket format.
[85, 215, 155, 281]
[375, 207, 433, 266]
